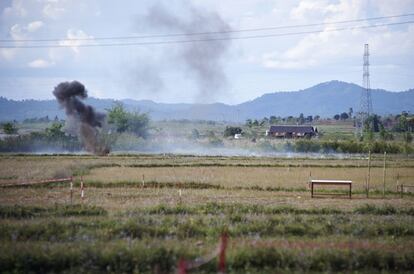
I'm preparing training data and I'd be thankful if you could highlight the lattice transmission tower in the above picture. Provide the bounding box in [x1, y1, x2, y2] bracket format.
[356, 44, 373, 136]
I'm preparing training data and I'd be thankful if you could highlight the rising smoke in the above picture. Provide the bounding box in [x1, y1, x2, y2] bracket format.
[141, 2, 232, 100]
[53, 81, 110, 155]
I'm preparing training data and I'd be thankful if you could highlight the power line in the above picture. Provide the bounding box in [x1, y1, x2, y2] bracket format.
[1, 12, 414, 43]
[1, 20, 413, 49]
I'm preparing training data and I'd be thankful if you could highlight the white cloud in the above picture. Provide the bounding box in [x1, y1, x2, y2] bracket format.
[290, 0, 330, 20]
[27, 21, 44, 32]
[258, 0, 414, 70]
[10, 24, 26, 40]
[28, 58, 55, 68]
[8, 20, 44, 41]
[0, 49, 17, 61]
[375, 0, 414, 16]
[59, 29, 94, 54]
[42, 2, 65, 19]
[2, 0, 27, 18]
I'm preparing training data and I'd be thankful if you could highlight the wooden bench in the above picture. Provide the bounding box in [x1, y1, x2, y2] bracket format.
[310, 180, 352, 199]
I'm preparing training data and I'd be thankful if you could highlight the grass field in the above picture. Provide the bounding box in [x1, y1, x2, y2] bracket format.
[1, 154, 414, 273]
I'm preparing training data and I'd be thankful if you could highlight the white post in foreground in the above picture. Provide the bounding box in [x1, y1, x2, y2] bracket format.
[70, 176, 73, 205]
[80, 176, 84, 202]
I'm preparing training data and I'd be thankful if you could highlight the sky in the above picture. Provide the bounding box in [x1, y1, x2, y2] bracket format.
[0, 0, 413, 105]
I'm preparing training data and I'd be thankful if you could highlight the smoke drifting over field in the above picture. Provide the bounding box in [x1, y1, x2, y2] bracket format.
[140, 2, 232, 100]
[53, 81, 110, 155]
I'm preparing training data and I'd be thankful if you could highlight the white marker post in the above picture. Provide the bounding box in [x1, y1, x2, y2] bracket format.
[70, 176, 73, 205]
[80, 176, 84, 203]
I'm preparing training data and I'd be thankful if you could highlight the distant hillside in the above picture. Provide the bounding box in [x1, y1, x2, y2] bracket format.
[1, 81, 413, 122]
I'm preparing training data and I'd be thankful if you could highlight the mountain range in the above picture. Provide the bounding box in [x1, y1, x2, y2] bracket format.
[1, 81, 413, 122]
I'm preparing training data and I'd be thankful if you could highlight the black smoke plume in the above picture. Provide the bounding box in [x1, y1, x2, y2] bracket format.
[53, 81, 110, 155]
[142, 2, 232, 100]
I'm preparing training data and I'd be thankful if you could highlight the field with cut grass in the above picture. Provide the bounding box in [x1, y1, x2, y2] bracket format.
[0, 154, 414, 273]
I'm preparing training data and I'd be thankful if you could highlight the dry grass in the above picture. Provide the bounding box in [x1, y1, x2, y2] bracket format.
[1, 187, 414, 214]
[85, 165, 414, 191]
[1, 154, 413, 214]
[0, 153, 412, 184]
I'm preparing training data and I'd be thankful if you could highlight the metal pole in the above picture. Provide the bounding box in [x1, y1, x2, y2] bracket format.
[142, 174, 145, 188]
[367, 150, 371, 198]
[382, 151, 387, 198]
[397, 173, 402, 198]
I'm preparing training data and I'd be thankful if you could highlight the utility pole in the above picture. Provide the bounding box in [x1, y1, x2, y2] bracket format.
[356, 44, 373, 136]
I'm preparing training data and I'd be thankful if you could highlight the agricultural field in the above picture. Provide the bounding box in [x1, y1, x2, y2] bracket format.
[1, 153, 414, 273]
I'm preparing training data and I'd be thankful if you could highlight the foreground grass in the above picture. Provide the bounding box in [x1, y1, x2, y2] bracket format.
[1, 240, 413, 273]
[1, 203, 414, 273]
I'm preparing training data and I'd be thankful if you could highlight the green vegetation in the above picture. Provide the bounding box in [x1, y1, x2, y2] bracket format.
[1, 109, 413, 154]
[0, 123, 81, 152]
[0, 204, 107, 219]
[107, 102, 150, 138]
[223, 126, 242, 137]
[0, 203, 414, 273]
[1, 122, 18, 134]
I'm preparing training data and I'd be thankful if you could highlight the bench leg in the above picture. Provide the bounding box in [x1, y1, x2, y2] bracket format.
[311, 183, 314, 198]
[349, 184, 352, 199]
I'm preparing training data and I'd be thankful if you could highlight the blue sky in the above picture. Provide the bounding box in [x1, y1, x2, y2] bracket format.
[0, 0, 413, 104]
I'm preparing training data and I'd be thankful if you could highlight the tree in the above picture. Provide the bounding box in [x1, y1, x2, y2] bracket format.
[2, 122, 17, 134]
[107, 103, 129, 133]
[397, 115, 408, 132]
[365, 115, 381, 132]
[107, 102, 149, 137]
[340, 112, 349, 120]
[333, 114, 340, 120]
[191, 129, 200, 139]
[224, 126, 242, 137]
[269, 116, 278, 124]
[408, 118, 414, 132]
[403, 132, 413, 143]
[298, 113, 305, 125]
[127, 112, 150, 137]
[45, 123, 65, 139]
[348, 107, 353, 119]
